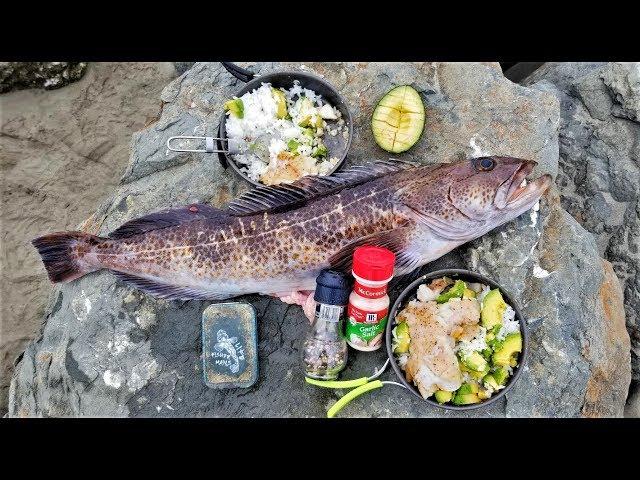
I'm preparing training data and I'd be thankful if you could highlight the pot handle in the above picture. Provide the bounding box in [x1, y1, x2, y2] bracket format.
[221, 62, 255, 83]
[326, 380, 384, 418]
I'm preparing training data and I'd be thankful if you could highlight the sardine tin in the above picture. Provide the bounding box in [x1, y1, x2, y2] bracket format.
[201, 302, 258, 389]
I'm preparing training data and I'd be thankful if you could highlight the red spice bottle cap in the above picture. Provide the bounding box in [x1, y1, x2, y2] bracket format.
[352, 246, 395, 281]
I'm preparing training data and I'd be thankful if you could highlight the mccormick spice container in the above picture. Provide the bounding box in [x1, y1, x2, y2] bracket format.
[346, 246, 395, 351]
[302, 270, 352, 380]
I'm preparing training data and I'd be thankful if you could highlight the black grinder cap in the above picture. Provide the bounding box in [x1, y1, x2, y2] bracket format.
[314, 269, 352, 306]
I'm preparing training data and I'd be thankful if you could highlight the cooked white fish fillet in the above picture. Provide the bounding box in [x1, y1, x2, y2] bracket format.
[398, 297, 481, 398]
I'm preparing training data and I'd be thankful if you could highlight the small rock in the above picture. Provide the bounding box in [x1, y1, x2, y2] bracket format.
[0, 62, 87, 94]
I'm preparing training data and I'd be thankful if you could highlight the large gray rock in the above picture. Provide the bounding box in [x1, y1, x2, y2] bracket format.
[523, 63, 640, 383]
[8, 62, 630, 417]
[0, 62, 88, 94]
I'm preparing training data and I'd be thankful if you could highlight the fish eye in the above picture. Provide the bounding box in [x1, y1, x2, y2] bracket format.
[476, 157, 495, 171]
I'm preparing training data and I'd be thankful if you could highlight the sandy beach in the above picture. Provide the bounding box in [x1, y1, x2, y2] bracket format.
[0, 62, 177, 414]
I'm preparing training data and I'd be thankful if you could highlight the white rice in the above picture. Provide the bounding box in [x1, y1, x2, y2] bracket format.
[476, 284, 491, 307]
[225, 81, 346, 185]
[496, 304, 520, 340]
[455, 326, 488, 357]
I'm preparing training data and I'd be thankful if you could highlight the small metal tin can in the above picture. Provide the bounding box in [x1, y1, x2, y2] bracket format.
[202, 302, 258, 389]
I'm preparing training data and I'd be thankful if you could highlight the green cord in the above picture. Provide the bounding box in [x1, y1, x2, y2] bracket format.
[327, 380, 384, 418]
[305, 376, 369, 389]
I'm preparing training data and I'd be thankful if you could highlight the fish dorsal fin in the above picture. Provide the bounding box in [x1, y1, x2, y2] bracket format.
[109, 203, 223, 239]
[226, 159, 419, 216]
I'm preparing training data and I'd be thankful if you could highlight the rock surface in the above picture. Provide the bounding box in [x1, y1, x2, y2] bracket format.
[523, 63, 640, 383]
[8, 62, 631, 417]
[0, 62, 178, 415]
[0, 62, 88, 94]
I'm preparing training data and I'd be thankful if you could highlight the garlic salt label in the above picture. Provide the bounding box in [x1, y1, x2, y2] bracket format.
[346, 304, 388, 349]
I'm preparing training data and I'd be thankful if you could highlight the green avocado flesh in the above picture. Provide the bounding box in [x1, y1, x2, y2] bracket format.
[461, 351, 488, 372]
[436, 280, 466, 304]
[371, 85, 425, 153]
[272, 88, 288, 119]
[434, 390, 453, 404]
[481, 289, 506, 329]
[492, 333, 522, 366]
[392, 322, 410, 354]
[224, 98, 244, 119]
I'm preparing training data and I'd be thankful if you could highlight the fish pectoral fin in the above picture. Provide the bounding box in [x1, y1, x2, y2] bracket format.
[109, 203, 225, 239]
[226, 159, 419, 216]
[111, 271, 232, 301]
[328, 228, 421, 276]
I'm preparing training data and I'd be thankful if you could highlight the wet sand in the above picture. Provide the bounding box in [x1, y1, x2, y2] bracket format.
[0, 62, 178, 414]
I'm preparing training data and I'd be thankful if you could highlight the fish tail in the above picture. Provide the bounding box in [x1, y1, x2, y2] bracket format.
[31, 232, 106, 283]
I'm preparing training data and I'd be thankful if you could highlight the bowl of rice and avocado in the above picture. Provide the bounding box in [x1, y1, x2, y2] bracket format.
[386, 269, 528, 410]
[217, 66, 353, 187]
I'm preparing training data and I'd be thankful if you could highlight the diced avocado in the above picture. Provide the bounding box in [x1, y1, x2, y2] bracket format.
[452, 392, 481, 405]
[483, 374, 499, 390]
[493, 367, 510, 386]
[224, 98, 244, 119]
[463, 288, 477, 299]
[457, 383, 473, 395]
[457, 382, 479, 395]
[477, 389, 491, 400]
[272, 88, 288, 119]
[302, 128, 315, 141]
[470, 364, 490, 380]
[461, 351, 488, 372]
[287, 139, 300, 153]
[436, 280, 466, 304]
[297, 97, 321, 128]
[299, 115, 323, 129]
[392, 322, 410, 354]
[481, 348, 492, 361]
[492, 332, 522, 366]
[481, 289, 507, 329]
[434, 390, 453, 404]
[311, 144, 328, 158]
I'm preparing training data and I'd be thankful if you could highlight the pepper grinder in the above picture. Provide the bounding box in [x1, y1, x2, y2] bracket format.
[302, 270, 352, 380]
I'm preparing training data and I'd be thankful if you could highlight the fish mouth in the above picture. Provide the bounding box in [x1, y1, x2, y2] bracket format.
[496, 161, 552, 209]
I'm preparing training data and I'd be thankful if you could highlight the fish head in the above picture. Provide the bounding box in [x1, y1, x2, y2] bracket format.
[404, 156, 552, 241]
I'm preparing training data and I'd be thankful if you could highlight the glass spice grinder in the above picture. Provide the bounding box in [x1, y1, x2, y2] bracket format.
[302, 269, 352, 380]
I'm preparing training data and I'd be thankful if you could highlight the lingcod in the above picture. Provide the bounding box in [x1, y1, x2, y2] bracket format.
[32, 157, 551, 302]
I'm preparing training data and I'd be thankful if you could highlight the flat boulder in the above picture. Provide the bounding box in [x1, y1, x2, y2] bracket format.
[9, 62, 630, 417]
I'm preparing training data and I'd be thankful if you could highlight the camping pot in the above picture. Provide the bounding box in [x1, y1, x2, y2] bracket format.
[385, 269, 529, 411]
[167, 62, 353, 187]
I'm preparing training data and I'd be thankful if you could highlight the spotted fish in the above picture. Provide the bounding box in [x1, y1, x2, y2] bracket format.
[32, 157, 551, 302]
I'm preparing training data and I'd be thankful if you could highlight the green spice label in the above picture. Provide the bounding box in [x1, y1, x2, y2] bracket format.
[346, 304, 388, 348]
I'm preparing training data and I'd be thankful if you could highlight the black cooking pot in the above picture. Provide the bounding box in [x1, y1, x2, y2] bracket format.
[216, 62, 353, 187]
[385, 269, 529, 411]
